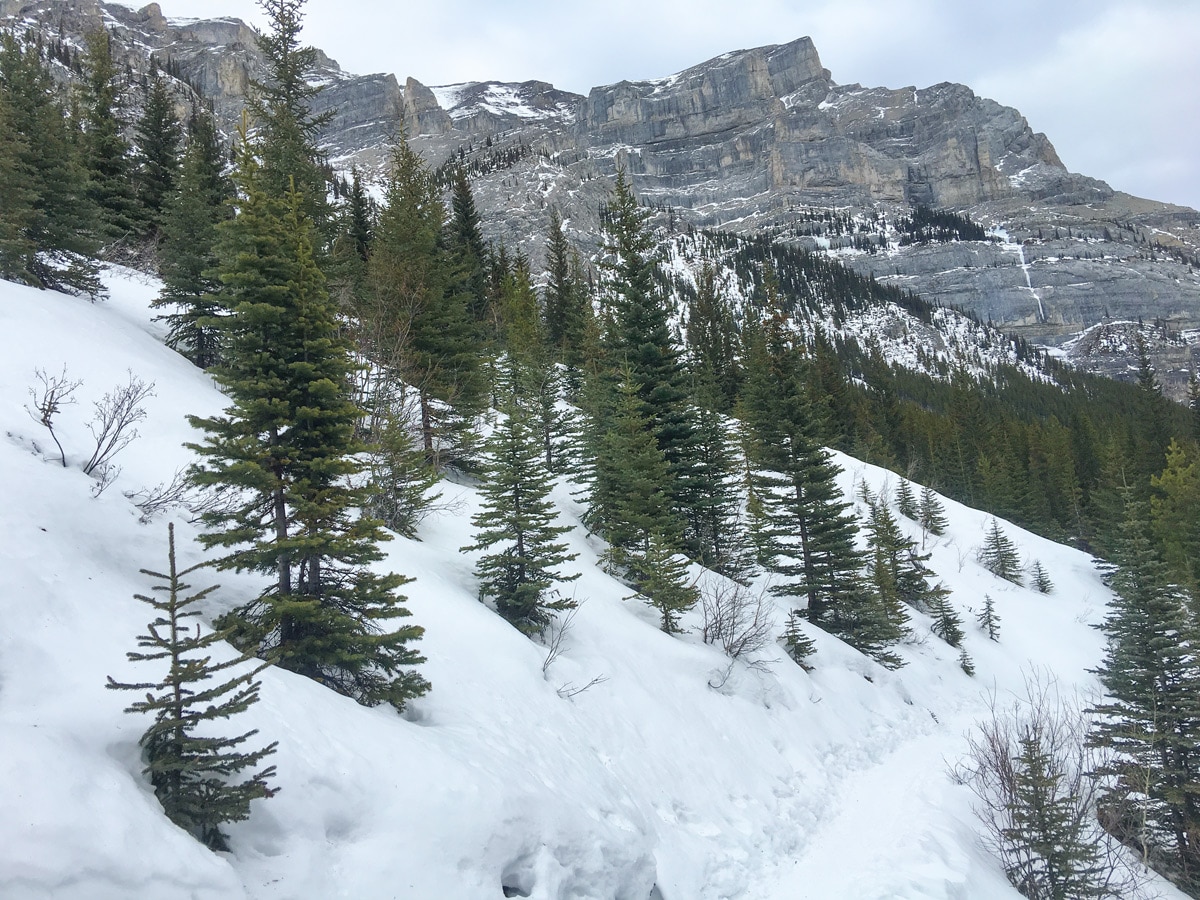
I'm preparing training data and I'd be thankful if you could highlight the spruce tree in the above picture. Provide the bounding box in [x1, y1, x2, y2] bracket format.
[599, 167, 703, 555]
[542, 206, 593, 382]
[0, 33, 100, 293]
[1002, 729, 1107, 898]
[79, 29, 141, 246]
[463, 361, 578, 636]
[188, 132, 428, 711]
[930, 591, 966, 647]
[367, 135, 483, 468]
[248, 0, 332, 235]
[738, 280, 896, 663]
[106, 524, 277, 851]
[0, 82, 35, 280]
[1030, 561, 1054, 595]
[625, 529, 699, 634]
[1090, 496, 1200, 888]
[154, 108, 230, 368]
[918, 485, 948, 545]
[863, 500, 913, 639]
[132, 71, 182, 244]
[979, 519, 1022, 584]
[782, 610, 817, 669]
[977, 594, 1001, 641]
[686, 261, 739, 411]
[896, 478, 918, 520]
[1149, 439, 1200, 595]
[445, 164, 489, 331]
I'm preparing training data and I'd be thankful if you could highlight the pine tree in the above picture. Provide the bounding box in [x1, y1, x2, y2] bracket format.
[863, 500, 913, 638]
[585, 368, 684, 573]
[1030, 561, 1054, 595]
[188, 131, 428, 711]
[896, 478, 918, 520]
[247, 0, 332, 234]
[958, 648, 975, 676]
[1149, 439, 1200, 595]
[626, 529, 699, 634]
[599, 167, 703, 555]
[0, 33, 100, 293]
[686, 261, 739, 411]
[1002, 728, 1107, 898]
[154, 108, 230, 368]
[687, 376, 750, 578]
[132, 71, 182, 244]
[979, 519, 1022, 584]
[542, 206, 593, 382]
[0, 81, 35, 280]
[106, 524, 277, 851]
[463, 362, 578, 636]
[1090, 495, 1200, 888]
[79, 29, 141, 245]
[738, 282, 895, 663]
[445, 164, 490, 331]
[930, 591, 965, 647]
[918, 485, 948, 545]
[779, 610, 816, 669]
[367, 135, 483, 468]
[977, 594, 1000, 641]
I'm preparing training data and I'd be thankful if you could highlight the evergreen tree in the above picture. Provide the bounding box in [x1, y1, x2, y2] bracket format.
[929, 591, 966, 648]
[978, 594, 1001, 641]
[625, 529, 699, 634]
[863, 500, 913, 639]
[687, 376, 750, 578]
[979, 519, 1022, 584]
[79, 29, 140, 245]
[0, 33, 100, 293]
[132, 71, 182, 243]
[738, 280, 897, 663]
[154, 108, 230, 368]
[1149, 439, 1200, 595]
[958, 648, 975, 676]
[585, 368, 684, 573]
[686, 261, 739, 410]
[1002, 728, 1107, 898]
[445, 164, 490, 331]
[188, 131, 428, 711]
[895, 478, 918, 520]
[248, 0, 332, 233]
[106, 524, 276, 851]
[1030, 561, 1055, 595]
[367, 135, 483, 468]
[599, 167, 703, 555]
[542, 206, 593, 382]
[1090, 496, 1200, 889]
[918, 485, 948, 545]
[463, 361, 578, 635]
[0, 81, 35, 280]
[782, 610, 817, 669]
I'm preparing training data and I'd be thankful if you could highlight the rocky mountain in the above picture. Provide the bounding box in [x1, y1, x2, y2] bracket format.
[6, 0, 1199, 396]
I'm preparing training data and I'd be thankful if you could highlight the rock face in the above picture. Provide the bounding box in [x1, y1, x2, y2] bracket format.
[5, 2, 1200, 394]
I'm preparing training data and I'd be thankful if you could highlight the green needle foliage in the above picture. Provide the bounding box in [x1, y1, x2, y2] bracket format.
[107, 524, 277, 852]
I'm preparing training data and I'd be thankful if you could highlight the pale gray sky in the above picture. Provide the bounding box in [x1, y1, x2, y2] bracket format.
[133, 0, 1200, 210]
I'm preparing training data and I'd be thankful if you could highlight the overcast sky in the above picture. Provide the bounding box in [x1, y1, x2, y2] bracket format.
[133, 0, 1200, 210]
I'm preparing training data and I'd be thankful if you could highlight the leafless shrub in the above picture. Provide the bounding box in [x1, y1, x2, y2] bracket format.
[953, 670, 1151, 898]
[701, 578, 775, 664]
[123, 467, 192, 523]
[539, 602, 580, 677]
[83, 372, 154, 478]
[25, 366, 81, 467]
[556, 675, 607, 700]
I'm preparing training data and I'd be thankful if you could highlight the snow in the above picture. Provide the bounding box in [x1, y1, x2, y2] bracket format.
[0, 270, 1184, 899]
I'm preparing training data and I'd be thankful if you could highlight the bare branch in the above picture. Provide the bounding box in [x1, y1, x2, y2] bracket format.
[25, 366, 81, 467]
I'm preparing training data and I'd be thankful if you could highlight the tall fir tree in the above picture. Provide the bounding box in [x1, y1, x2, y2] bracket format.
[106, 524, 277, 851]
[0, 33, 100, 293]
[686, 261, 739, 411]
[463, 360, 578, 635]
[445, 164, 490, 332]
[248, 0, 332, 234]
[979, 519, 1023, 584]
[738, 273, 902, 666]
[132, 70, 182, 244]
[154, 107, 231, 368]
[79, 29, 141, 246]
[1090, 495, 1200, 890]
[599, 167, 704, 556]
[542, 206, 594, 384]
[188, 131, 428, 711]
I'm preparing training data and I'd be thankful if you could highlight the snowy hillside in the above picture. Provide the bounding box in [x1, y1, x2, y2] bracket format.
[0, 271, 1180, 899]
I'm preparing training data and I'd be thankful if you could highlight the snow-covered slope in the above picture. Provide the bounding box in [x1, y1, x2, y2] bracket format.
[0, 271, 1179, 899]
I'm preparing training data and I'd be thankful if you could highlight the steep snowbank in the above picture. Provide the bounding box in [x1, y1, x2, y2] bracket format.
[0, 270, 1176, 899]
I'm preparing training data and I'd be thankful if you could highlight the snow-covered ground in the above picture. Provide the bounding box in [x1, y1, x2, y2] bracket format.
[0, 270, 1180, 898]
